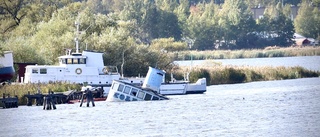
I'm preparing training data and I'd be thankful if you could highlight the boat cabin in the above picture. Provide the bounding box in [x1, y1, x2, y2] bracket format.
[106, 80, 168, 101]
[23, 50, 121, 85]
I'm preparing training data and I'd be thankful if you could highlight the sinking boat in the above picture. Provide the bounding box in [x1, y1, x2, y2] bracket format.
[107, 67, 168, 102]
[0, 51, 15, 83]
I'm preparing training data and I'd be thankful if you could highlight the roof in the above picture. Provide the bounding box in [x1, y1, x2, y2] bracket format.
[295, 38, 310, 45]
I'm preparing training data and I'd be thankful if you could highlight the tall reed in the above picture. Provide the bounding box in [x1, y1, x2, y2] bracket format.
[176, 65, 319, 85]
[176, 46, 320, 60]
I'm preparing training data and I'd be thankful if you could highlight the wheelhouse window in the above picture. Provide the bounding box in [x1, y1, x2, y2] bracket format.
[32, 68, 38, 74]
[60, 58, 67, 64]
[79, 58, 86, 64]
[117, 84, 124, 92]
[112, 83, 119, 90]
[60, 57, 86, 64]
[124, 86, 131, 94]
[137, 91, 145, 99]
[73, 58, 79, 64]
[130, 88, 138, 96]
[144, 93, 152, 100]
[67, 58, 72, 64]
[152, 96, 159, 100]
[40, 68, 47, 74]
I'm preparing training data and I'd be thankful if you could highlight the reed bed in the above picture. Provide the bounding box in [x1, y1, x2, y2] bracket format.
[176, 46, 320, 60]
[0, 82, 82, 105]
[176, 65, 320, 85]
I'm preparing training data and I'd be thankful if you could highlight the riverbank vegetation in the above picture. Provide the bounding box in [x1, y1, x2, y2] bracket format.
[175, 65, 320, 85]
[175, 46, 320, 60]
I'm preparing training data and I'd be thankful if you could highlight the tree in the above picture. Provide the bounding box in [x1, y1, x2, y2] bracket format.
[186, 2, 219, 50]
[218, 0, 257, 49]
[256, 2, 294, 47]
[157, 10, 182, 40]
[0, 0, 27, 33]
[174, 0, 190, 36]
[312, 0, 320, 6]
[295, 0, 320, 40]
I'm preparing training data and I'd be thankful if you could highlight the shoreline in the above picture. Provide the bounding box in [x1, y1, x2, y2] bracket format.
[174, 46, 320, 60]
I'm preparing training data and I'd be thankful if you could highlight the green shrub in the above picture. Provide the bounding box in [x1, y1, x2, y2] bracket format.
[189, 69, 210, 85]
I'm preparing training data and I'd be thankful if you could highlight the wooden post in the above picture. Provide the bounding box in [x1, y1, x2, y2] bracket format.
[79, 92, 86, 107]
[86, 89, 95, 107]
[26, 91, 32, 106]
[43, 91, 56, 110]
[79, 88, 95, 107]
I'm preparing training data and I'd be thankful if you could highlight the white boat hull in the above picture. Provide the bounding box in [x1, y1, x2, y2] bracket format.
[159, 78, 207, 95]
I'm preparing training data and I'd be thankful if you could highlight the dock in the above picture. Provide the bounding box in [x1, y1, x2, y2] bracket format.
[0, 93, 18, 108]
[24, 91, 69, 106]
[24, 89, 104, 106]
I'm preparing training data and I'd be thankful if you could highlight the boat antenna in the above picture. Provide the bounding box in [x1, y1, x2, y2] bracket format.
[75, 21, 80, 53]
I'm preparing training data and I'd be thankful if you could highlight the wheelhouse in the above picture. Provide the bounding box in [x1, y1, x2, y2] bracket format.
[108, 80, 167, 101]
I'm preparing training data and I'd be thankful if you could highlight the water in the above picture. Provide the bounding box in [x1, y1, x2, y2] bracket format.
[1, 77, 319, 137]
[175, 56, 320, 71]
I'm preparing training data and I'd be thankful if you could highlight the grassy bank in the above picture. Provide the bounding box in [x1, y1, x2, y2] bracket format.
[0, 82, 81, 105]
[175, 46, 320, 60]
[175, 65, 319, 85]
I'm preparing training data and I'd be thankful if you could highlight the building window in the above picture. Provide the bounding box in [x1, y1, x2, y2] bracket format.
[32, 69, 38, 74]
[40, 68, 47, 74]
[124, 86, 131, 94]
[117, 84, 124, 92]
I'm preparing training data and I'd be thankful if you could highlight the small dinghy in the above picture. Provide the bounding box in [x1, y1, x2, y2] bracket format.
[106, 67, 168, 102]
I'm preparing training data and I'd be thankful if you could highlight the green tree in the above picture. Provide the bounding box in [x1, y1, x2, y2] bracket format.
[295, 0, 320, 40]
[218, 0, 256, 49]
[174, 0, 190, 36]
[186, 2, 219, 50]
[257, 2, 294, 47]
[312, 0, 320, 6]
[0, 0, 27, 33]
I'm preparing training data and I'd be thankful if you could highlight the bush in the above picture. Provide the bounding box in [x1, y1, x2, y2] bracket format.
[227, 68, 246, 84]
[189, 69, 210, 84]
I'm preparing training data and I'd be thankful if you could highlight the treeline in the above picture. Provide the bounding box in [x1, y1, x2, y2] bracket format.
[0, 0, 320, 76]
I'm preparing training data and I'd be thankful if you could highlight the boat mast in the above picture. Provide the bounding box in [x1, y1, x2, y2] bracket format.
[75, 21, 80, 53]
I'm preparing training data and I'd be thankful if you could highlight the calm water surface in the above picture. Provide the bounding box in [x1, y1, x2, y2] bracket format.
[1, 78, 319, 137]
[175, 56, 320, 71]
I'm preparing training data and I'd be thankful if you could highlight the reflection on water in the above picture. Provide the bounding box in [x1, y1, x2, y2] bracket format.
[0, 78, 320, 136]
